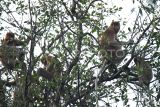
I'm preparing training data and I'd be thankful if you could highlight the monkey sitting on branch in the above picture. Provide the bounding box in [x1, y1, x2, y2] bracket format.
[0, 32, 30, 70]
[98, 20, 133, 64]
[37, 54, 62, 81]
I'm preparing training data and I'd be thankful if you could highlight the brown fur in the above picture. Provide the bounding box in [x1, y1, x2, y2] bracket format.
[98, 20, 123, 63]
[134, 57, 153, 87]
[0, 32, 27, 69]
[38, 54, 62, 81]
[1, 32, 25, 46]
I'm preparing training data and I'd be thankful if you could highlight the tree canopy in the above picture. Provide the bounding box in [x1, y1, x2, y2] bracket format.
[0, 0, 160, 107]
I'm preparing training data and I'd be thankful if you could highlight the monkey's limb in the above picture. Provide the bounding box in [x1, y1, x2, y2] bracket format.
[37, 68, 53, 81]
[110, 40, 134, 47]
[13, 38, 30, 46]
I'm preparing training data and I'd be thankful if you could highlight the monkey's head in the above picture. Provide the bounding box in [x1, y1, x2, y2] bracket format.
[5, 32, 15, 42]
[41, 54, 53, 66]
[110, 20, 120, 34]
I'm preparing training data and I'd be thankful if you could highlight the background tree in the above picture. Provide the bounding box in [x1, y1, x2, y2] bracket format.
[0, 0, 159, 107]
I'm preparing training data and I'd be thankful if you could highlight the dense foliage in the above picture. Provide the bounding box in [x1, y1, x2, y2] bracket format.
[0, 0, 160, 107]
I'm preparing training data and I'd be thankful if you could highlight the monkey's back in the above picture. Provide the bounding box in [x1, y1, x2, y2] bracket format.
[135, 60, 153, 86]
